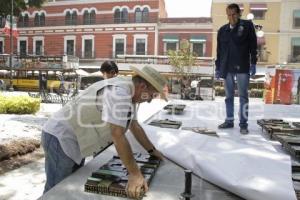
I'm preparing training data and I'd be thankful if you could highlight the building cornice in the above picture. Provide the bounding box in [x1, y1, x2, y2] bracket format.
[159, 24, 213, 30]
[16, 30, 156, 37]
[212, 0, 282, 3]
[46, 0, 158, 6]
[18, 23, 157, 31]
[24, 8, 158, 18]
[159, 31, 215, 34]
[17, 24, 157, 36]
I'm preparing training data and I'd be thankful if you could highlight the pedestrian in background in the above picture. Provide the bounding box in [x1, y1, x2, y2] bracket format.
[0, 79, 5, 91]
[215, 3, 257, 134]
[100, 60, 119, 79]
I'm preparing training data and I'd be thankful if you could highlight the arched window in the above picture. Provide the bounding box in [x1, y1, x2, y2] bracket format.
[34, 13, 39, 26]
[34, 13, 45, 26]
[24, 14, 29, 27]
[83, 10, 89, 25]
[83, 10, 96, 25]
[19, 14, 29, 27]
[135, 8, 142, 23]
[121, 8, 128, 23]
[142, 7, 149, 23]
[90, 10, 96, 24]
[40, 13, 45, 26]
[0, 16, 5, 28]
[114, 8, 121, 23]
[65, 11, 71, 25]
[72, 11, 77, 25]
[19, 15, 24, 27]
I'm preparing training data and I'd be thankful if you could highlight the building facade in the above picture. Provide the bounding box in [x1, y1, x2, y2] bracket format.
[3, 0, 166, 59]
[158, 18, 213, 57]
[279, 0, 300, 64]
[212, 0, 282, 65]
[0, 0, 213, 66]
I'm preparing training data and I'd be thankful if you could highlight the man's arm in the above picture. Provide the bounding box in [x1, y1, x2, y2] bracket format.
[215, 29, 221, 71]
[249, 21, 258, 65]
[110, 123, 148, 199]
[129, 120, 164, 160]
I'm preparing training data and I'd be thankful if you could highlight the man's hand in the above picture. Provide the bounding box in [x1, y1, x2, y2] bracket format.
[250, 64, 256, 77]
[215, 70, 220, 80]
[126, 172, 149, 199]
[150, 149, 164, 160]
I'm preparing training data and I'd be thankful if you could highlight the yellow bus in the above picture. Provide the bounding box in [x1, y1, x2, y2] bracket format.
[0, 54, 79, 93]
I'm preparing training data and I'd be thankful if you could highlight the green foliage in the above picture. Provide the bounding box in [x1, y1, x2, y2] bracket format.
[215, 86, 225, 96]
[214, 86, 264, 98]
[249, 89, 264, 98]
[168, 40, 196, 78]
[0, 0, 45, 17]
[0, 95, 41, 114]
[0, 95, 7, 113]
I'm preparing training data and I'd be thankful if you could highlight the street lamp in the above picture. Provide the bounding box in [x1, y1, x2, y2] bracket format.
[247, 13, 266, 62]
[246, 13, 254, 20]
[247, 13, 264, 38]
[9, 0, 14, 91]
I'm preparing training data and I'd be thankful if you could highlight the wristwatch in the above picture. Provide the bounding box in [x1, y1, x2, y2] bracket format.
[147, 146, 156, 154]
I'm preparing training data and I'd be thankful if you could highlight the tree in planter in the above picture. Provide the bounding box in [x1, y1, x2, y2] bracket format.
[168, 39, 196, 99]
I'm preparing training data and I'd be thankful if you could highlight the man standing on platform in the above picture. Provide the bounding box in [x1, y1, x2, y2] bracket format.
[100, 60, 119, 79]
[215, 3, 257, 134]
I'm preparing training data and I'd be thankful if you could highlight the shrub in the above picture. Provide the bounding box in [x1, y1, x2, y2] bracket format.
[0, 95, 7, 113]
[215, 86, 225, 96]
[214, 87, 264, 98]
[0, 95, 41, 114]
[249, 89, 264, 98]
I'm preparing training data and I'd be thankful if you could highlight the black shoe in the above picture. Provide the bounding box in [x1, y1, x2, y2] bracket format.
[240, 127, 249, 134]
[218, 122, 234, 129]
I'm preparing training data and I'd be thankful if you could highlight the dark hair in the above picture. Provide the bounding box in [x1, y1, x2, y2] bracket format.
[100, 61, 119, 73]
[227, 3, 241, 14]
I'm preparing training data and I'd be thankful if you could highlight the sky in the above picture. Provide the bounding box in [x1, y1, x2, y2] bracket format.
[164, 0, 212, 18]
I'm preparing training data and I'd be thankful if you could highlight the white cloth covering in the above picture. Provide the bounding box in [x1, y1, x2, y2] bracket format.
[141, 124, 297, 200]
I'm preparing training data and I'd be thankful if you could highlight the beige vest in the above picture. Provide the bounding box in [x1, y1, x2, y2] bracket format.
[59, 77, 133, 157]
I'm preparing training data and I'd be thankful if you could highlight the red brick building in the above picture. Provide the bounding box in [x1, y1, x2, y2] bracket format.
[0, 0, 212, 62]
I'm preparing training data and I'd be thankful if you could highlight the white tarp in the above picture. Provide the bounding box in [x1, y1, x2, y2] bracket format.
[75, 69, 90, 76]
[0, 70, 9, 74]
[141, 124, 296, 200]
[89, 71, 103, 77]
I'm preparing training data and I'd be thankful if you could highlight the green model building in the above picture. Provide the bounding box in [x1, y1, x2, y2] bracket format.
[85, 153, 161, 199]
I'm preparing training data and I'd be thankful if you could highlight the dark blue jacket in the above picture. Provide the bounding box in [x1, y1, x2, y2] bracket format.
[215, 19, 257, 78]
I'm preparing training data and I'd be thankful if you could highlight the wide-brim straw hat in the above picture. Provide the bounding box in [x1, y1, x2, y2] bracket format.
[130, 66, 168, 101]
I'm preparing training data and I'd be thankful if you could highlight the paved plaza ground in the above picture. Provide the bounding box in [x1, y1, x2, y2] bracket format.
[0, 92, 299, 200]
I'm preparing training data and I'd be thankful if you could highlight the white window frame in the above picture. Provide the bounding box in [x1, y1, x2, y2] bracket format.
[163, 42, 179, 54]
[190, 42, 206, 57]
[113, 34, 127, 58]
[17, 36, 28, 55]
[0, 37, 4, 54]
[33, 36, 44, 55]
[81, 35, 94, 58]
[133, 34, 148, 55]
[64, 35, 76, 56]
